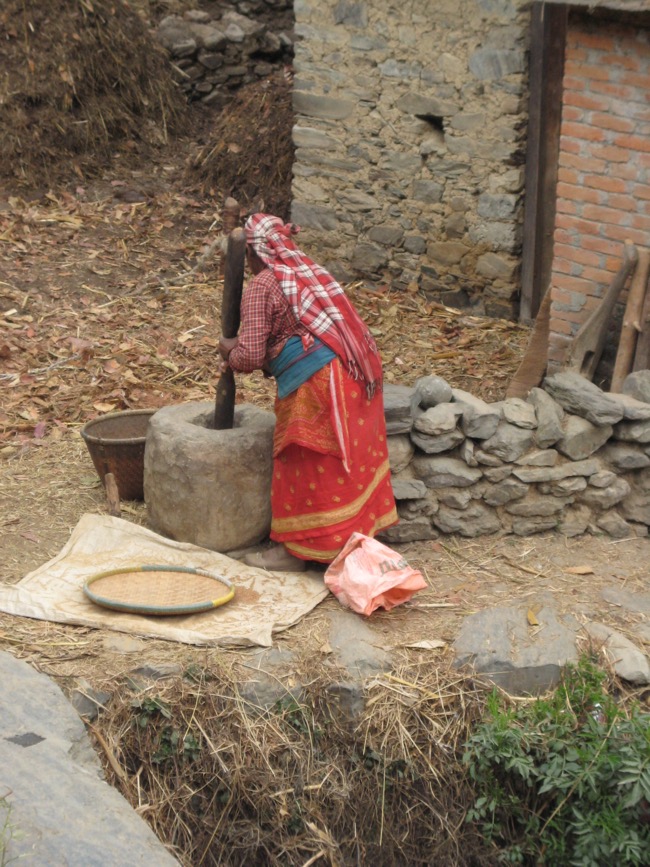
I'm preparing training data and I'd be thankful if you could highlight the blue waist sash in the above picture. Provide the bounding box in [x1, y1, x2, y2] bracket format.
[268, 336, 336, 398]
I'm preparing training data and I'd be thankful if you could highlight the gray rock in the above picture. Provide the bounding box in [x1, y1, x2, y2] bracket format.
[459, 438, 478, 467]
[387, 435, 414, 473]
[294, 91, 355, 119]
[601, 586, 650, 616]
[351, 243, 388, 271]
[580, 477, 631, 509]
[558, 505, 592, 537]
[434, 487, 472, 509]
[622, 369, 650, 403]
[0, 652, 179, 866]
[383, 384, 416, 434]
[483, 465, 512, 482]
[70, 681, 112, 723]
[481, 421, 536, 462]
[391, 478, 427, 500]
[513, 458, 601, 483]
[410, 428, 466, 454]
[144, 402, 275, 552]
[292, 126, 340, 149]
[529, 387, 564, 447]
[515, 449, 558, 467]
[130, 663, 183, 681]
[396, 492, 438, 519]
[544, 372, 624, 425]
[453, 601, 579, 695]
[611, 392, 650, 421]
[327, 609, 392, 678]
[596, 511, 633, 538]
[412, 455, 483, 488]
[556, 415, 612, 461]
[478, 193, 518, 221]
[413, 403, 462, 435]
[619, 488, 650, 524]
[189, 22, 229, 50]
[589, 470, 617, 488]
[290, 202, 339, 231]
[469, 47, 526, 81]
[368, 225, 404, 246]
[412, 179, 443, 203]
[475, 449, 504, 467]
[396, 93, 458, 117]
[379, 516, 435, 543]
[614, 417, 650, 443]
[483, 478, 528, 506]
[452, 388, 501, 439]
[413, 375, 453, 409]
[539, 477, 587, 496]
[511, 515, 560, 535]
[434, 502, 500, 536]
[583, 623, 650, 685]
[506, 493, 569, 517]
[502, 397, 537, 429]
[597, 443, 650, 470]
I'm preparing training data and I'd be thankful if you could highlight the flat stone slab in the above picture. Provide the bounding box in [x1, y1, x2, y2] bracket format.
[0, 651, 178, 866]
[453, 600, 580, 695]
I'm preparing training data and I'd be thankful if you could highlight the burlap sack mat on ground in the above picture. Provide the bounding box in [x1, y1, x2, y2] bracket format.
[0, 514, 328, 647]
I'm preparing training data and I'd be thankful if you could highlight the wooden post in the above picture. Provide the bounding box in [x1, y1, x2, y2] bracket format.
[611, 247, 650, 393]
[104, 472, 121, 517]
[213, 227, 246, 430]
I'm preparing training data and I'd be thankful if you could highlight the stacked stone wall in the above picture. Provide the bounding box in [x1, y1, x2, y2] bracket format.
[379, 370, 650, 543]
[156, 2, 294, 107]
[548, 15, 650, 370]
[291, 0, 531, 318]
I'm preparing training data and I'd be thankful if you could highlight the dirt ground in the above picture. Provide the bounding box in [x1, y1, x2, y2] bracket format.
[1, 144, 649, 687]
[3, 80, 650, 867]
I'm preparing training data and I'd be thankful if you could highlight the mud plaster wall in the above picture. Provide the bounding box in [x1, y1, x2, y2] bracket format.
[290, 0, 531, 318]
[548, 15, 650, 372]
[379, 373, 650, 544]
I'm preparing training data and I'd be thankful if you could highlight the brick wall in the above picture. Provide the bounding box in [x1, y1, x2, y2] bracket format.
[548, 17, 650, 374]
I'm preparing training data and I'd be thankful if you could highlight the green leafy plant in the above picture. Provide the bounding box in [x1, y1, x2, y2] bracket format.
[462, 656, 650, 865]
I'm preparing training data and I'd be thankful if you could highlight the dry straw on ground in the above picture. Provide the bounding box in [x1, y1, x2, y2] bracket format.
[94, 659, 491, 867]
[0, 0, 186, 186]
[187, 71, 295, 220]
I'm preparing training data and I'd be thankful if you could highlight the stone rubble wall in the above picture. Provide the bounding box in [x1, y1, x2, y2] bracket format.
[156, 1, 294, 106]
[291, 0, 530, 318]
[380, 369, 650, 543]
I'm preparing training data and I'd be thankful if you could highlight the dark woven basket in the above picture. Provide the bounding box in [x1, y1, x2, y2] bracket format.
[81, 409, 157, 501]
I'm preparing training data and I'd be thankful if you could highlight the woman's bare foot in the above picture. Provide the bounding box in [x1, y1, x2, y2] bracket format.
[244, 544, 308, 572]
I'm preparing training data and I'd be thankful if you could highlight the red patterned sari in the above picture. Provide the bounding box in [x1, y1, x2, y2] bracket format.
[270, 359, 397, 563]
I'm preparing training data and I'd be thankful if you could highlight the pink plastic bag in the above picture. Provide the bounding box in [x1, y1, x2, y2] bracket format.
[324, 532, 427, 616]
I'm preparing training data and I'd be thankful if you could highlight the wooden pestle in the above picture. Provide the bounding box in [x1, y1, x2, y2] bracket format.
[212, 227, 246, 430]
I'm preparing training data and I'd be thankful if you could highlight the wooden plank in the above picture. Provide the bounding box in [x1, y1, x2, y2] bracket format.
[565, 240, 638, 379]
[520, 2, 568, 323]
[611, 247, 650, 392]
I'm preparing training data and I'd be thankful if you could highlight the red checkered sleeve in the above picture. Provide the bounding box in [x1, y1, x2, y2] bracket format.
[228, 268, 307, 373]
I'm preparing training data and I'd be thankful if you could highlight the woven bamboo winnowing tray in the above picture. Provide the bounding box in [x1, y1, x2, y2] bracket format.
[84, 565, 235, 616]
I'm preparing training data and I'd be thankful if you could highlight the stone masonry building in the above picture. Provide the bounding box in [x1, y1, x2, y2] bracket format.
[291, 0, 530, 320]
[290, 0, 650, 348]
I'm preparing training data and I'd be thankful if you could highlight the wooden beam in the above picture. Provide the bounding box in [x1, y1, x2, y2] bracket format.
[520, 2, 568, 324]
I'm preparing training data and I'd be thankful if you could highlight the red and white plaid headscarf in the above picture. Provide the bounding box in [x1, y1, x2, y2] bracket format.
[245, 213, 383, 395]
